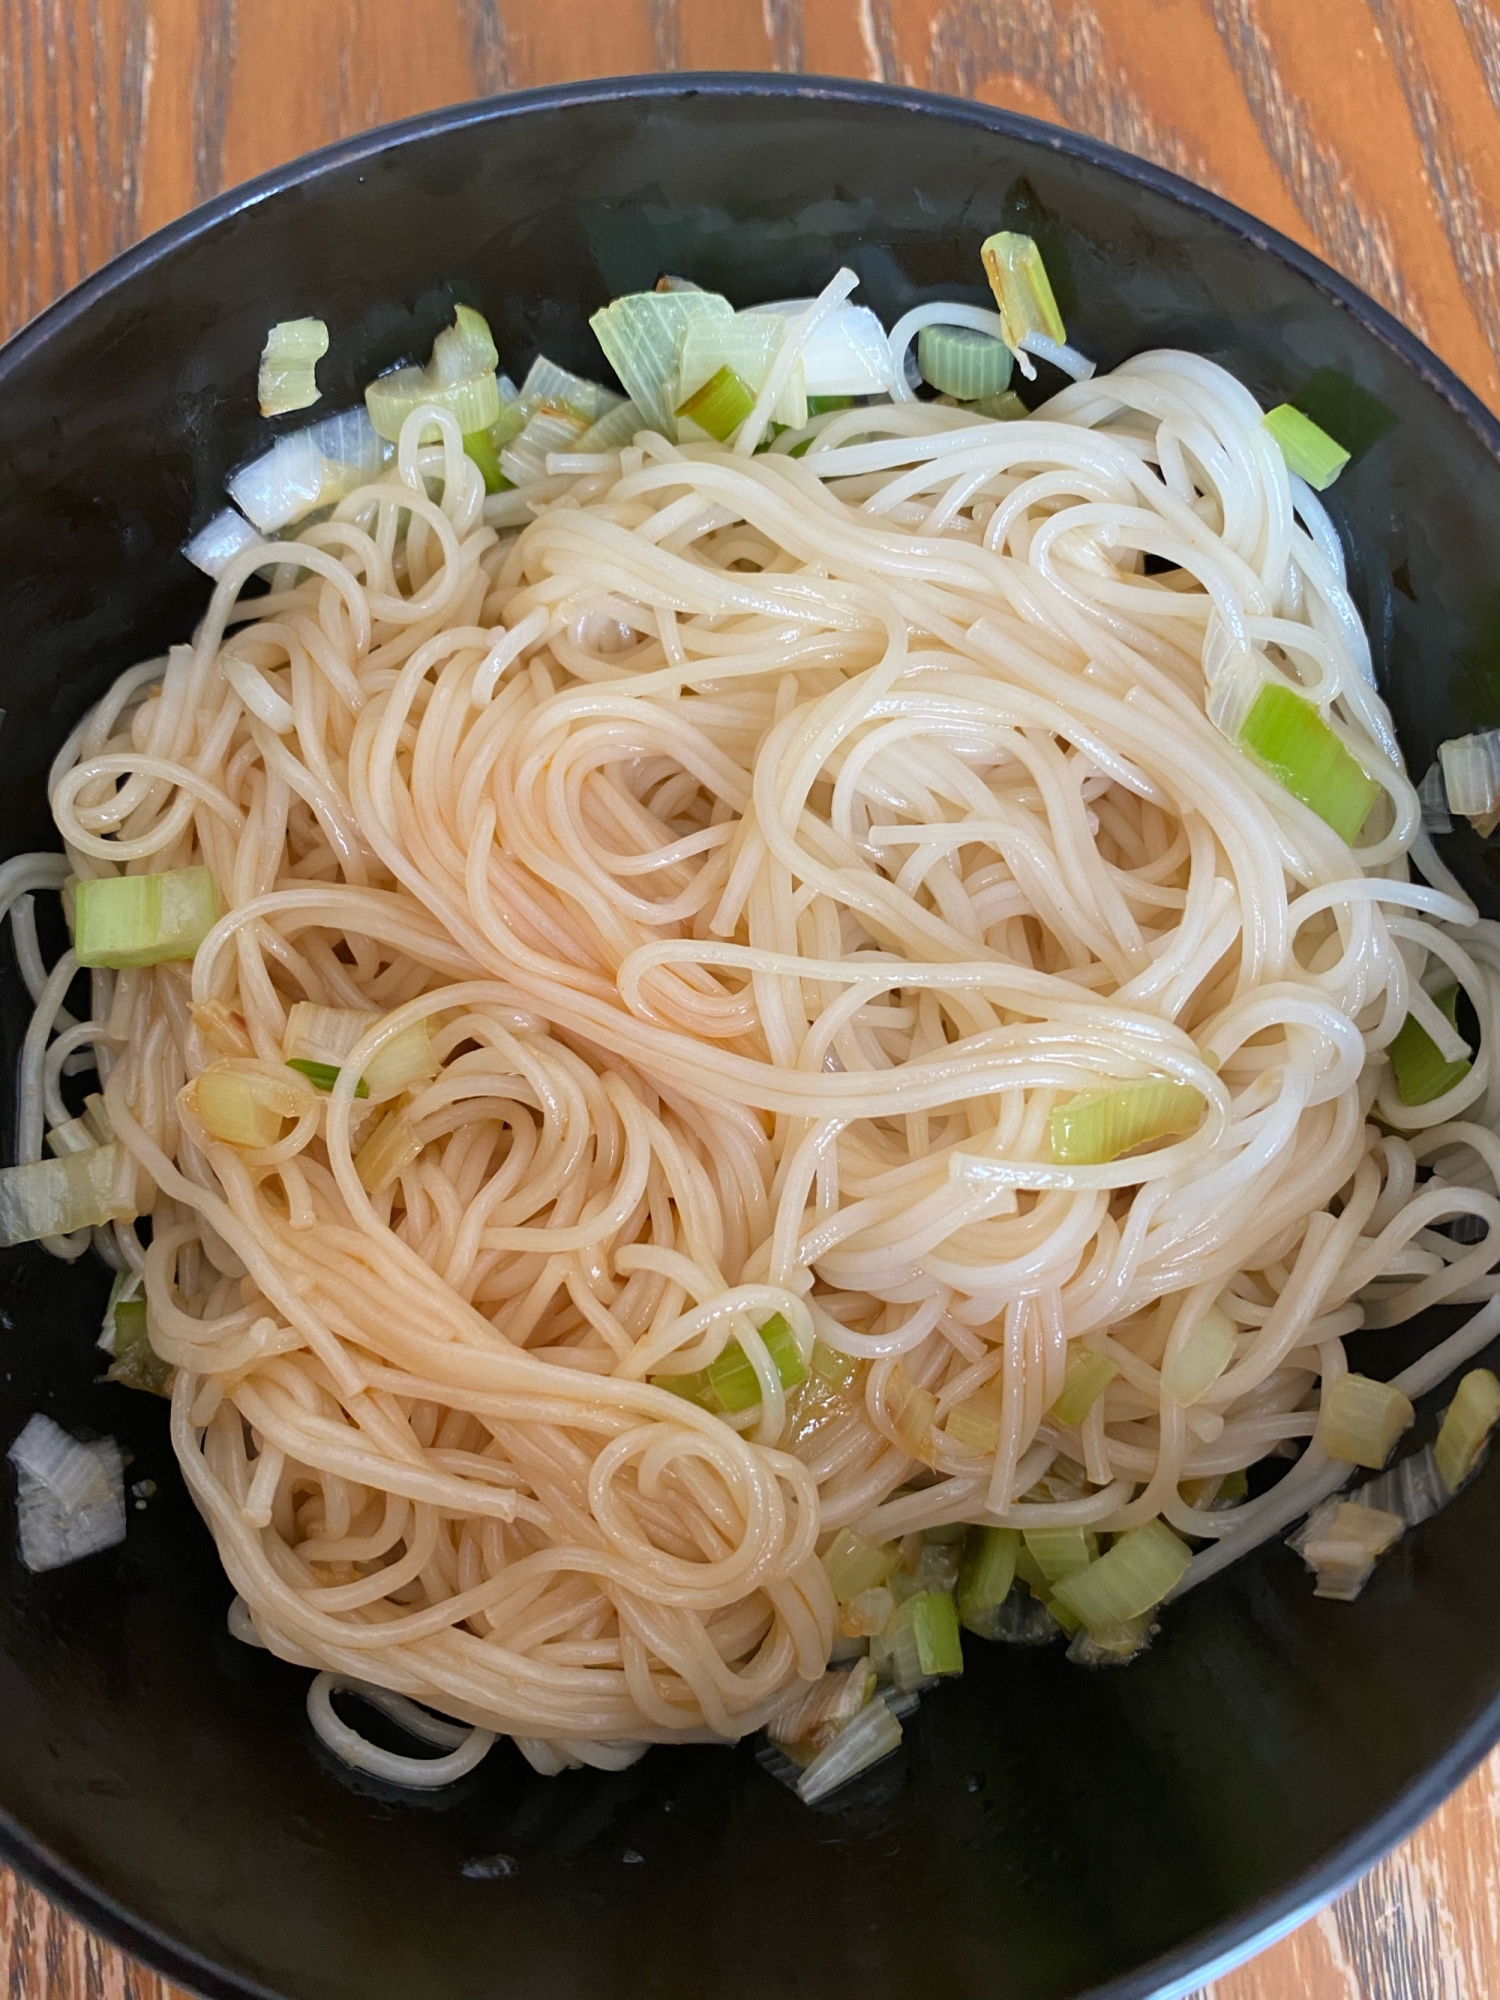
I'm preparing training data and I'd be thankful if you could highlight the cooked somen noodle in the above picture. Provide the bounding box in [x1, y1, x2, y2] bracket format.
[25, 336, 1500, 1781]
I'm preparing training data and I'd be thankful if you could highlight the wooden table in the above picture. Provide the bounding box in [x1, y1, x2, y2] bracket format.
[3, 2, 1499, 1994]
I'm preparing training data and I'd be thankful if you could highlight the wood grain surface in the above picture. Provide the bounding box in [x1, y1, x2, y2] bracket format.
[2, 3, 1499, 1997]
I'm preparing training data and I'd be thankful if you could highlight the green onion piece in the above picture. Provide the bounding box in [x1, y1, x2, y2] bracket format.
[917, 323, 1012, 400]
[1218, 1468, 1250, 1505]
[258, 317, 328, 417]
[909, 1591, 964, 1676]
[1014, 1542, 1051, 1598]
[1238, 682, 1381, 844]
[958, 1526, 1018, 1632]
[944, 1390, 1002, 1454]
[1434, 1368, 1500, 1492]
[1049, 1346, 1119, 1426]
[354, 1108, 422, 1193]
[1161, 1303, 1237, 1406]
[869, 1598, 927, 1690]
[677, 316, 807, 432]
[821, 1527, 899, 1603]
[1051, 1519, 1193, 1633]
[811, 1337, 858, 1389]
[74, 865, 219, 969]
[47, 1113, 101, 1158]
[1388, 985, 1471, 1107]
[1023, 1525, 1098, 1584]
[462, 428, 510, 494]
[652, 1366, 716, 1408]
[577, 398, 644, 453]
[1317, 1372, 1415, 1469]
[1066, 1615, 1155, 1666]
[706, 1313, 808, 1413]
[840, 1584, 895, 1637]
[0, 1145, 133, 1247]
[362, 1020, 439, 1096]
[105, 1296, 172, 1396]
[979, 232, 1067, 358]
[113, 1298, 148, 1351]
[807, 394, 854, 414]
[517, 354, 622, 425]
[1263, 403, 1351, 491]
[1050, 1078, 1203, 1166]
[365, 304, 502, 442]
[195, 1068, 294, 1148]
[282, 1001, 377, 1066]
[589, 289, 734, 435]
[675, 364, 758, 443]
[499, 406, 589, 485]
[1294, 1498, 1404, 1601]
[886, 1362, 938, 1459]
[1184, 1466, 1250, 1509]
[965, 389, 1028, 420]
[286, 1058, 370, 1098]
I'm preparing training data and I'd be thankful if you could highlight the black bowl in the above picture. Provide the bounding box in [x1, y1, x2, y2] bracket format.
[3, 72, 1500, 2000]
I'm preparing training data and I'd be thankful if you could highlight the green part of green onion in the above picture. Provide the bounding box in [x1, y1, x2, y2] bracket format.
[462, 428, 510, 494]
[1263, 402, 1352, 491]
[979, 232, 1067, 354]
[1050, 1078, 1204, 1166]
[105, 1296, 171, 1395]
[1290, 369, 1397, 462]
[822, 1526, 899, 1603]
[966, 389, 1029, 421]
[958, 1526, 1019, 1630]
[1051, 1520, 1193, 1633]
[917, 323, 1013, 400]
[908, 1590, 964, 1677]
[1049, 1347, 1118, 1427]
[113, 1298, 148, 1352]
[1388, 985, 1471, 1106]
[1014, 1542, 1050, 1598]
[807, 395, 855, 414]
[653, 1367, 715, 1408]
[1237, 680, 1381, 844]
[811, 1337, 858, 1390]
[589, 289, 733, 435]
[286, 1058, 370, 1098]
[1317, 1371, 1415, 1470]
[1435, 1367, 1500, 1492]
[74, 865, 219, 969]
[788, 435, 816, 458]
[675, 363, 758, 443]
[1217, 1468, 1250, 1505]
[258, 317, 329, 417]
[706, 1312, 807, 1412]
[1022, 1525, 1098, 1585]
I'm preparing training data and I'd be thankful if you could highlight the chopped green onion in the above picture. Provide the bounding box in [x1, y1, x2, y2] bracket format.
[944, 1390, 1002, 1454]
[282, 1004, 438, 1096]
[74, 865, 219, 969]
[227, 408, 384, 531]
[1317, 1372, 1414, 1469]
[1263, 403, 1350, 490]
[1184, 1467, 1249, 1509]
[1388, 985, 1471, 1106]
[706, 1313, 808, 1412]
[1066, 1615, 1154, 1666]
[112, 1297, 147, 1350]
[768, 1660, 877, 1760]
[965, 389, 1028, 420]
[1438, 730, 1500, 820]
[1051, 1520, 1193, 1633]
[365, 304, 502, 442]
[576, 398, 644, 453]
[1050, 1077, 1203, 1166]
[822, 1526, 899, 1603]
[1291, 1497, 1403, 1601]
[957, 1526, 1018, 1634]
[0, 1144, 134, 1246]
[839, 1585, 895, 1638]
[1049, 1346, 1119, 1426]
[355, 1107, 422, 1193]
[980, 232, 1067, 361]
[589, 289, 733, 435]
[195, 1066, 302, 1148]
[1161, 1303, 1237, 1406]
[653, 1366, 715, 1407]
[917, 323, 1012, 400]
[107, 1297, 171, 1397]
[807, 394, 854, 414]
[462, 428, 510, 493]
[517, 354, 622, 426]
[675, 364, 758, 443]
[811, 1337, 858, 1389]
[47, 1113, 101, 1158]
[677, 316, 808, 431]
[258, 317, 328, 417]
[908, 1591, 964, 1676]
[1237, 682, 1381, 845]
[362, 1020, 439, 1097]
[1434, 1368, 1500, 1492]
[886, 1362, 938, 1460]
[868, 1601, 925, 1690]
[1023, 1525, 1098, 1584]
[500, 406, 589, 485]
[795, 1693, 902, 1805]
[286, 1058, 370, 1098]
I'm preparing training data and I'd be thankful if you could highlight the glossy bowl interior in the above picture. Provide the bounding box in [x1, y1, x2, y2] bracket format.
[3, 74, 1500, 2000]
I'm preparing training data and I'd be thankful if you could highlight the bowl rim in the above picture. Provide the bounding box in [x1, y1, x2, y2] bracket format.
[2, 66, 1499, 2000]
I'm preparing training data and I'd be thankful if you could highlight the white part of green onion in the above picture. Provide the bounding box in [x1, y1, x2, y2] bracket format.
[767, 1660, 876, 1753]
[1347, 1443, 1447, 1528]
[1317, 1372, 1415, 1469]
[839, 1585, 895, 1637]
[282, 1002, 381, 1068]
[500, 406, 589, 486]
[1049, 1347, 1118, 1426]
[742, 300, 894, 396]
[577, 399, 644, 453]
[362, 1019, 439, 1097]
[195, 1066, 305, 1148]
[74, 865, 219, 969]
[8, 1416, 126, 1572]
[364, 307, 503, 443]
[1065, 1615, 1154, 1666]
[182, 507, 265, 580]
[1438, 730, 1500, 819]
[1417, 762, 1452, 835]
[1434, 1368, 1500, 1492]
[916, 322, 1012, 400]
[1161, 1303, 1237, 1406]
[1290, 1497, 1403, 1601]
[795, 1693, 902, 1804]
[589, 290, 733, 435]
[1050, 1077, 1203, 1165]
[46, 1113, 100, 1158]
[227, 407, 385, 530]
[678, 315, 808, 431]
[0, 1144, 134, 1247]
[821, 1526, 897, 1602]
[1051, 1520, 1193, 1633]
[356, 1108, 422, 1193]
[258, 317, 329, 416]
[517, 355, 623, 426]
[9, 1412, 118, 1512]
